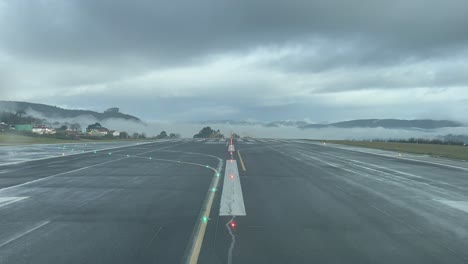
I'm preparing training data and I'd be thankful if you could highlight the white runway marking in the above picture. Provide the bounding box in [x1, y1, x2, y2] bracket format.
[0, 221, 50, 248]
[220, 160, 246, 216]
[0, 157, 127, 194]
[0, 141, 156, 166]
[204, 140, 226, 144]
[146, 226, 163, 248]
[0, 197, 28, 208]
[436, 200, 468, 214]
[306, 141, 468, 172]
[0, 142, 186, 194]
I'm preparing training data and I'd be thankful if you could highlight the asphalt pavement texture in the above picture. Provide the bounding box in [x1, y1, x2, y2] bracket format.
[1, 138, 468, 264]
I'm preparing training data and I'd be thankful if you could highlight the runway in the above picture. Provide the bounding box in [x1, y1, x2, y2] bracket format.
[1, 138, 468, 263]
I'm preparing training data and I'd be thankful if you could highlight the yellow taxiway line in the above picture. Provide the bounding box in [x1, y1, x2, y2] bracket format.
[237, 150, 247, 171]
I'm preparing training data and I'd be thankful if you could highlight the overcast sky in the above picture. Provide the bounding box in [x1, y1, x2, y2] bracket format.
[1, 0, 468, 123]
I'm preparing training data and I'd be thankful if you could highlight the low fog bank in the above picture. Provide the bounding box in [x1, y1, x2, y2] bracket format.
[13, 108, 468, 140]
[140, 122, 468, 140]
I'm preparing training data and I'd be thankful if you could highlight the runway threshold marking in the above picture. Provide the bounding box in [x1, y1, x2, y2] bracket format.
[237, 150, 247, 171]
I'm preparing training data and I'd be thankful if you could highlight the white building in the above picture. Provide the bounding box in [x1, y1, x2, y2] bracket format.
[32, 125, 56, 135]
[89, 128, 109, 136]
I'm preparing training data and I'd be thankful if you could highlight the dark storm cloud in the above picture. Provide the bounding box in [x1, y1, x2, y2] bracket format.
[2, 0, 468, 67]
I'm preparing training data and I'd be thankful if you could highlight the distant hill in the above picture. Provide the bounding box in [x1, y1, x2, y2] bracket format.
[198, 120, 261, 126]
[264, 120, 311, 127]
[0, 101, 142, 123]
[300, 119, 463, 129]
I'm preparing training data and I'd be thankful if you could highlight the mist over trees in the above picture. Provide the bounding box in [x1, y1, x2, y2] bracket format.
[155, 131, 181, 139]
[0, 111, 44, 125]
[169, 133, 180, 138]
[119, 132, 129, 139]
[157, 131, 168, 139]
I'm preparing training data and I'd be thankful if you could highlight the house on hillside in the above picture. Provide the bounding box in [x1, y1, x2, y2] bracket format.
[88, 128, 109, 137]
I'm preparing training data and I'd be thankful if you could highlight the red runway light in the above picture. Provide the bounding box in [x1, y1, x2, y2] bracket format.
[230, 221, 236, 229]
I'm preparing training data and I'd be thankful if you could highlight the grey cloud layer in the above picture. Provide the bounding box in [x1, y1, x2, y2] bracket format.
[1, 0, 468, 123]
[3, 0, 468, 65]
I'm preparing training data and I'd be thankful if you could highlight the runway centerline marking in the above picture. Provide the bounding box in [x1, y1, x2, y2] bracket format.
[220, 160, 246, 216]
